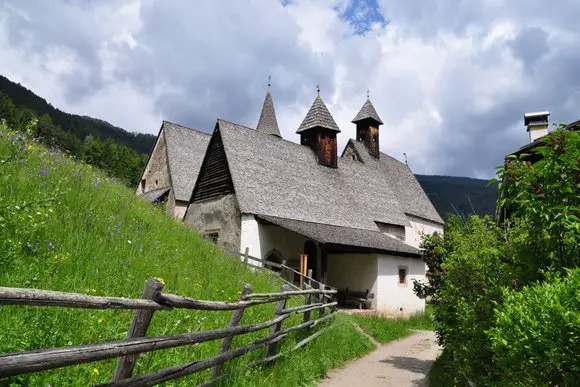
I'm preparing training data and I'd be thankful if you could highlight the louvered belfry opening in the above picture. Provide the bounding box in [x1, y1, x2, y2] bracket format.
[297, 94, 341, 168]
[352, 99, 384, 159]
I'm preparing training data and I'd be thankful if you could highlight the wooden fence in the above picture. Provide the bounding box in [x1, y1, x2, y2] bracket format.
[234, 248, 337, 296]
[0, 278, 337, 386]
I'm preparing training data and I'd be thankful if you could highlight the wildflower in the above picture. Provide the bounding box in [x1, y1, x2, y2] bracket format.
[40, 167, 48, 176]
[128, 240, 132, 244]
[154, 277, 166, 286]
[92, 368, 100, 376]
[91, 289, 97, 293]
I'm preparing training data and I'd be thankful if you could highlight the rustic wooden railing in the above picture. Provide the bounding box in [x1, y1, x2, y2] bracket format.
[0, 278, 337, 386]
[233, 248, 337, 296]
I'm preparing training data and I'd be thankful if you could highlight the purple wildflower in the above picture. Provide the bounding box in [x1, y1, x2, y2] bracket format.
[40, 167, 48, 176]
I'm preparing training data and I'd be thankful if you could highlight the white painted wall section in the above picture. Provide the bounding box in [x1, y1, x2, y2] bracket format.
[376, 254, 426, 315]
[240, 214, 263, 267]
[327, 254, 378, 308]
[405, 214, 444, 248]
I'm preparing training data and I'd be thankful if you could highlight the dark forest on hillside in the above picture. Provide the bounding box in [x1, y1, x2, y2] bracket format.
[0, 74, 497, 216]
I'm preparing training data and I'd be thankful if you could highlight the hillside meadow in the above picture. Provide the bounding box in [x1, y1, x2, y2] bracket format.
[0, 122, 381, 386]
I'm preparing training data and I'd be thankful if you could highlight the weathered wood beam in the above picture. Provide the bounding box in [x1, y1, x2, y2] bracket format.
[0, 287, 170, 310]
[243, 288, 336, 300]
[155, 293, 273, 311]
[0, 315, 289, 377]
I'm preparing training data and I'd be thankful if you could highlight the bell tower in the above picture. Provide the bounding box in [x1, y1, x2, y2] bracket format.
[352, 94, 383, 159]
[296, 87, 341, 168]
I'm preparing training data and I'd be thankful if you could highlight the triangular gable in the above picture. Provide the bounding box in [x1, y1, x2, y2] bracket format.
[190, 123, 235, 203]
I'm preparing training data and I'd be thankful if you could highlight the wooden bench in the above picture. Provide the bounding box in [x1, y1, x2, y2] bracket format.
[337, 288, 374, 309]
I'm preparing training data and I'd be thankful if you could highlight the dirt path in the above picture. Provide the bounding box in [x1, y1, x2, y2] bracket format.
[319, 330, 441, 387]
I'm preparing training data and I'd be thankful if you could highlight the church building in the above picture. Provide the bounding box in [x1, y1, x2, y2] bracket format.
[137, 86, 443, 314]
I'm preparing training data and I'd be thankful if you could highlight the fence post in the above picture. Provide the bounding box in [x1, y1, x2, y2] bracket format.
[318, 284, 326, 318]
[112, 277, 163, 381]
[267, 284, 291, 360]
[281, 260, 287, 282]
[303, 284, 313, 324]
[243, 247, 249, 267]
[211, 283, 253, 381]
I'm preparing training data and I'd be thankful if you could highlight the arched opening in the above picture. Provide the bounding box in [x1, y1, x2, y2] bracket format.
[264, 249, 283, 273]
[303, 240, 318, 279]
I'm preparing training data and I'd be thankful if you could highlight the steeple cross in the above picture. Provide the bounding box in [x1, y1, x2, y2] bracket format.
[268, 75, 271, 90]
[367, 89, 370, 99]
[316, 84, 320, 95]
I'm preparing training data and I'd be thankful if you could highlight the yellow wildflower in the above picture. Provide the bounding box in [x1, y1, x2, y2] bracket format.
[91, 289, 97, 293]
[93, 368, 100, 376]
[154, 277, 166, 286]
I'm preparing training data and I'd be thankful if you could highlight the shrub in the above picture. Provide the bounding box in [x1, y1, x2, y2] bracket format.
[488, 269, 580, 386]
[431, 216, 510, 384]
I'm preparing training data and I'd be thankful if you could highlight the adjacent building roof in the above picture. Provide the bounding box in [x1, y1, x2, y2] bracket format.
[352, 99, 383, 125]
[217, 119, 410, 231]
[296, 95, 341, 133]
[256, 91, 281, 137]
[257, 215, 420, 257]
[345, 140, 444, 224]
[163, 121, 211, 201]
[141, 186, 171, 203]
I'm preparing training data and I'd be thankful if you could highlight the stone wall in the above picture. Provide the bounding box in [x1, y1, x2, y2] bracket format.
[184, 194, 241, 253]
[137, 130, 171, 194]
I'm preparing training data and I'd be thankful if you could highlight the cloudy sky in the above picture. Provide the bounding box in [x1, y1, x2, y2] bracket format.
[1, 0, 579, 178]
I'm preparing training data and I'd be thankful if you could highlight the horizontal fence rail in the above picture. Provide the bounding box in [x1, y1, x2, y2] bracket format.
[0, 278, 338, 385]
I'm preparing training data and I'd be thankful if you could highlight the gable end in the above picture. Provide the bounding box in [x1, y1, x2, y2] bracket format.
[190, 127, 235, 202]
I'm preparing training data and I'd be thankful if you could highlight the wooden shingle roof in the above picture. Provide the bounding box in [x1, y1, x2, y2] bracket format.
[296, 95, 341, 133]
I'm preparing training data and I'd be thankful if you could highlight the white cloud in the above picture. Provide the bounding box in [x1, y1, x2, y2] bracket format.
[1, 0, 580, 178]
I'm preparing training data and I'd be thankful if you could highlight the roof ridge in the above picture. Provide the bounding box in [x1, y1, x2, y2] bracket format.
[219, 118, 309, 149]
[163, 120, 209, 135]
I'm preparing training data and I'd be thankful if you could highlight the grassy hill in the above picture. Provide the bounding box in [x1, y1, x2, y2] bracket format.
[415, 174, 498, 219]
[0, 123, 379, 386]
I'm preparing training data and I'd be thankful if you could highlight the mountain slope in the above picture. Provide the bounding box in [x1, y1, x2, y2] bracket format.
[415, 174, 498, 219]
[0, 74, 156, 154]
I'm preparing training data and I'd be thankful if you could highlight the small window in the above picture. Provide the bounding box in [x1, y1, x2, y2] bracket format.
[204, 231, 219, 244]
[155, 179, 159, 187]
[140, 179, 146, 192]
[398, 267, 407, 285]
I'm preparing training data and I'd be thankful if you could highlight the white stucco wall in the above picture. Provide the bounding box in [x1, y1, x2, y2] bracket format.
[405, 214, 444, 248]
[239, 214, 310, 269]
[327, 253, 378, 308]
[376, 254, 426, 315]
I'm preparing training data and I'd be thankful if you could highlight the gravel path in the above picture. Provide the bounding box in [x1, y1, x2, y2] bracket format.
[319, 330, 441, 387]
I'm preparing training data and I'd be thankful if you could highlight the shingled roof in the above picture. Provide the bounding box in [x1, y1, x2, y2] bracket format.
[352, 99, 383, 125]
[163, 121, 211, 201]
[344, 140, 443, 224]
[217, 119, 409, 231]
[257, 215, 420, 256]
[256, 91, 281, 137]
[296, 95, 341, 133]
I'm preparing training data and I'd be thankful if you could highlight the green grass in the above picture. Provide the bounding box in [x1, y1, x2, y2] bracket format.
[0, 125, 376, 386]
[350, 305, 436, 344]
